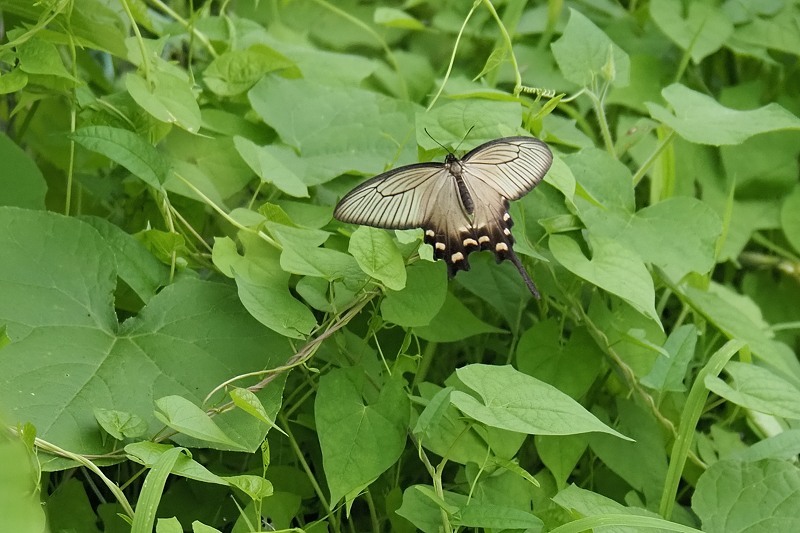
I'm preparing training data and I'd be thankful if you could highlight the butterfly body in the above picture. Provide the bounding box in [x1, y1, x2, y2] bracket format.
[334, 136, 552, 298]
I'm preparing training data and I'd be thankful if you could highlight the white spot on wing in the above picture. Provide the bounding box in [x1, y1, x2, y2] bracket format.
[451, 252, 464, 262]
[495, 242, 508, 252]
[435, 242, 446, 251]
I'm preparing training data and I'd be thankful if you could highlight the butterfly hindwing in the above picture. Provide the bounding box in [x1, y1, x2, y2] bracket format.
[333, 136, 553, 297]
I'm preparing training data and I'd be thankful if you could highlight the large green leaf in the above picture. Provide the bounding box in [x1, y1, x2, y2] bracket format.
[71, 126, 171, 189]
[212, 235, 317, 339]
[451, 365, 630, 439]
[549, 234, 659, 323]
[693, 459, 800, 532]
[381, 260, 447, 327]
[0, 208, 292, 458]
[0, 132, 46, 209]
[348, 227, 407, 291]
[551, 9, 630, 88]
[650, 0, 733, 63]
[248, 77, 418, 184]
[647, 84, 800, 145]
[315, 368, 409, 504]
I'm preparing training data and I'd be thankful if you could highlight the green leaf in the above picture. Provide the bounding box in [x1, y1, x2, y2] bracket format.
[416, 99, 524, 150]
[568, 149, 722, 280]
[16, 37, 78, 81]
[229, 387, 285, 436]
[203, 44, 298, 96]
[549, 234, 659, 323]
[223, 475, 274, 501]
[94, 408, 148, 440]
[452, 364, 630, 439]
[125, 72, 201, 133]
[212, 235, 317, 339]
[641, 324, 698, 393]
[248, 77, 417, 185]
[680, 281, 800, 379]
[647, 84, 800, 145]
[0, 208, 292, 456]
[131, 447, 184, 533]
[155, 396, 245, 450]
[553, 484, 662, 522]
[0, 430, 47, 533]
[44, 478, 102, 533]
[550, 9, 630, 88]
[0, 68, 28, 94]
[125, 442, 227, 485]
[413, 292, 505, 342]
[81, 216, 170, 306]
[233, 136, 309, 197]
[704, 362, 800, 419]
[315, 369, 410, 504]
[156, 517, 182, 533]
[0, 132, 46, 209]
[280, 245, 364, 285]
[348, 226, 407, 291]
[396, 485, 468, 533]
[413, 387, 453, 437]
[536, 434, 588, 490]
[473, 46, 508, 81]
[373, 7, 425, 30]
[457, 254, 538, 326]
[381, 261, 447, 327]
[71, 126, 171, 189]
[454, 503, 543, 530]
[516, 321, 603, 400]
[587, 400, 668, 506]
[693, 459, 800, 532]
[650, 0, 734, 63]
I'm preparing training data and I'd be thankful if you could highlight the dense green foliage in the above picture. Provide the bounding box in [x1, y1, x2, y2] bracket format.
[2, 0, 800, 532]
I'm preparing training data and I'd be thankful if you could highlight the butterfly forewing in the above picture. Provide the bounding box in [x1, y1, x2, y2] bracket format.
[333, 136, 553, 297]
[332, 164, 448, 229]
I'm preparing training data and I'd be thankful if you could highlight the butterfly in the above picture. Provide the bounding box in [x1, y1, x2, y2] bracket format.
[333, 136, 553, 298]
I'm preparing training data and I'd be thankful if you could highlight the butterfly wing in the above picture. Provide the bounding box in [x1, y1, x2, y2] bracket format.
[333, 163, 449, 229]
[460, 136, 552, 200]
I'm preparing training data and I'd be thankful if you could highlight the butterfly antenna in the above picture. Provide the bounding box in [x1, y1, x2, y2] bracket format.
[454, 125, 476, 153]
[424, 128, 452, 154]
[507, 249, 541, 299]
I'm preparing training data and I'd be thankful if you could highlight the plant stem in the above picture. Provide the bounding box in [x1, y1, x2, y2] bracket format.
[632, 130, 677, 186]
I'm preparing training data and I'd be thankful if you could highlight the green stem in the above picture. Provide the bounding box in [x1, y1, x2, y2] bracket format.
[480, 0, 522, 94]
[119, 0, 151, 81]
[428, 0, 481, 110]
[280, 413, 340, 533]
[147, 0, 218, 58]
[632, 130, 677, 186]
[589, 89, 616, 157]
[309, 0, 407, 99]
